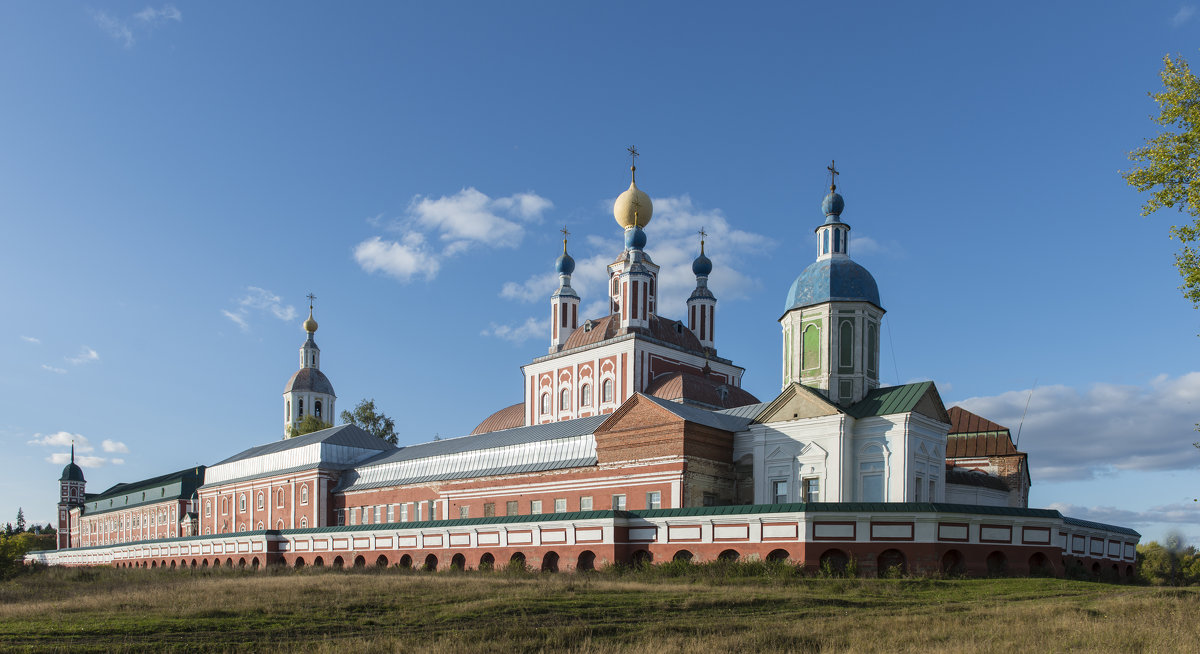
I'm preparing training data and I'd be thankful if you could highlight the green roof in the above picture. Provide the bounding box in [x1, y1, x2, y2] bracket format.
[846, 382, 933, 419]
[83, 467, 205, 517]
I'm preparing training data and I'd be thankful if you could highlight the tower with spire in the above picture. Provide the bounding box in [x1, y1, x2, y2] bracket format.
[57, 443, 85, 549]
[282, 295, 337, 437]
[549, 229, 580, 353]
[608, 146, 659, 332]
[780, 162, 884, 405]
[687, 229, 717, 353]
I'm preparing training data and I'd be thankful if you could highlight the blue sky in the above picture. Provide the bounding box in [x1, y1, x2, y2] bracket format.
[1, 3, 1197, 544]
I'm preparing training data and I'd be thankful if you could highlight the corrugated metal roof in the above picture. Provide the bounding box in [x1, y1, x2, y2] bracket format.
[82, 467, 206, 516]
[946, 434, 1020, 457]
[211, 424, 393, 467]
[716, 401, 771, 420]
[947, 406, 1010, 435]
[637, 394, 754, 432]
[846, 382, 932, 418]
[371, 414, 608, 465]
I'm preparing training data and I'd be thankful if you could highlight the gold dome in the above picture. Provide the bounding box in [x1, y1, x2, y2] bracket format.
[613, 180, 652, 229]
[303, 310, 318, 333]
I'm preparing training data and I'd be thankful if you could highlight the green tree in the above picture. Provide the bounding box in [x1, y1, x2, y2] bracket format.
[340, 398, 397, 445]
[1123, 54, 1200, 308]
[14, 508, 24, 533]
[287, 414, 333, 438]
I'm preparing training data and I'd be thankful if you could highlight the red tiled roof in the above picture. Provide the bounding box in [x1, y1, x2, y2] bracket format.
[948, 406, 1009, 435]
[562, 314, 705, 353]
[470, 402, 525, 435]
[644, 372, 760, 410]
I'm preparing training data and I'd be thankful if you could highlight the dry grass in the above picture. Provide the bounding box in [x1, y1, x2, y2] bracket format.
[0, 565, 1197, 652]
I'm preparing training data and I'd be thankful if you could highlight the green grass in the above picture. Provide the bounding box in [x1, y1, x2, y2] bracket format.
[1, 565, 1197, 652]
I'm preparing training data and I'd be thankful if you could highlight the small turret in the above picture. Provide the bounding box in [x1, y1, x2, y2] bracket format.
[687, 230, 717, 352]
[549, 229, 580, 353]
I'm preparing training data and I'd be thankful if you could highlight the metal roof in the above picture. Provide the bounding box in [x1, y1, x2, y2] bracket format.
[373, 414, 608, 464]
[211, 424, 393, 467]
[636, 394, 755, 432]
[82, 467, 206, 516]
[716, 401, 771, 420]
[846, 382, 933, 419]
[1062, 516, 1141, 537]
[784, 258, 882, 313]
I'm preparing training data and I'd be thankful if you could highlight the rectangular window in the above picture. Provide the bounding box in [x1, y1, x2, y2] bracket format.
[336, 510, 345, 526]
[646, 491, 661, 510]
[387, 505, 395, 522]
[362, 507, 370, 525]
[416, 502, 423, 521]
[929, 479, 936, 502]
[427, 500, 436, 521]
[531, 500, 542, 515]
[400, 504, 408, 522]
[506, 500, 519, 516]
[459, 505, 469, 519]
[375, 506, 382, 523]
[771, 479, 788, 504]
[554, 498, 566, 513]
[702, 492, 717, 507]
[484, 502, 495, 517]
[580, 496, 593, 511]
[611, 494, 626, 511]
[915, 476, 924, 501]
[349, 508, 358, 526]
[804, 478, 820, 503]
[860, 460, 885, 502]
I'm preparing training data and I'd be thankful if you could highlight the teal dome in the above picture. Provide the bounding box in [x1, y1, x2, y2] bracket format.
[692, 251, 712, 276]
[784, 258, 881, 312]
[625, 226, 647, 250]
[822, 191, 844, 217]
[555, 252, 575, 275]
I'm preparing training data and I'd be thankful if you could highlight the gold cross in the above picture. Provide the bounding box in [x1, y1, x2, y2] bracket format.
[306, 292, 316, 310]
[827, 159, 839, 191]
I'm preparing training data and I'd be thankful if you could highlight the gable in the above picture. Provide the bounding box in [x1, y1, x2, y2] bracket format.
[595, 394, 685, 435]
[755, 383, 842, 423]
[848, 381, 950, 424]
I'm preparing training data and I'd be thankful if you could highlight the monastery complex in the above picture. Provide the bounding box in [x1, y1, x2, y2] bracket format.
[30, 160, 1140, 578]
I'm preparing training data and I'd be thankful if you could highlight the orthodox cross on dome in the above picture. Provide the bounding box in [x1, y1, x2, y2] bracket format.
[306, 292, 317, 311]
[627, 145, 639, 182]
[827, 159, 839, 191]
[698, 227, 707, 254]
[560, 226, 570, 252]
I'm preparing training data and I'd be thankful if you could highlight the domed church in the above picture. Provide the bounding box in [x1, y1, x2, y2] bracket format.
[36, 156, 1138, 578]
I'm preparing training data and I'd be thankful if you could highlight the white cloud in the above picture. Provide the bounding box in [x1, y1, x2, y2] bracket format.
[41, 364, 67, 374]
[356, 189, 553, 284]
[955, 372, 1200, 481]
[354, 234, 440, 283]
[223, 287, 298, 332]
[67, 346, 99, 365]
[1047, 502, 1200, 527]
[92, 5, 181, 48]
[31, 432, 128, 467]
[28, 432, 92, 452]
[1172, 6, 1196, 27]
[135, 5, 182, 24]
[92, 11, 134, 48]
[481, 317, 545, 344]
[21, 336, 40, 344]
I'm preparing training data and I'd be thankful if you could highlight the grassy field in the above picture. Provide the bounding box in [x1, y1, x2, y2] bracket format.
[0, 565, 1197, 653]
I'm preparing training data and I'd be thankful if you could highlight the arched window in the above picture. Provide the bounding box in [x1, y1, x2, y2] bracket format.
[802, 324, 820, 371]
[602, 379, 614, 403]
[315, 400, 322, 419]
[822, 230, 830, 255]
[839, 320, 854, 371]
[540, 393, 550, 415]
[257, 492, 264, 510]
[300, 484, 309, 505]
[867, 322, 878, 376]
[560, 388, 570, 411]
[299, 517, 308, 528]
[580, 384, 592, 407]
[277, 489, 284, 507]
[299, 398, 304, 418]
[286, 400, 291, 418]
[238, 523, 246, 532]
[221, 497, 227, 514]
[257, 521, 263, 531]
[205, 500, 211, 517]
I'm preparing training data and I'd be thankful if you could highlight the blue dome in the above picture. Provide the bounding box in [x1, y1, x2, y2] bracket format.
[784, 258, 882, 312]
[821, 191, 844, 217]
[692, 252, 712, 276]
[625, 226, 647, 250]
[555, 252, 575, 275]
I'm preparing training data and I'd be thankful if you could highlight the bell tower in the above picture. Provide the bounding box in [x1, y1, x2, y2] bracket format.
[283, 294, 337, 437]
[57, 443, 85, 549]
[549, 229, 580, 353]
[780, 162, 884, 406]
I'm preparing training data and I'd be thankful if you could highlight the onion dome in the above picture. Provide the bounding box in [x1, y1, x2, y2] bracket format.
[614, 180, 653, 229]
[302, 308, 318, 333]
[821, 191, 845, 220]
[624, 225, 647, 250]
[555, 239, 575, 274]
[692, 242, 712, 276]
